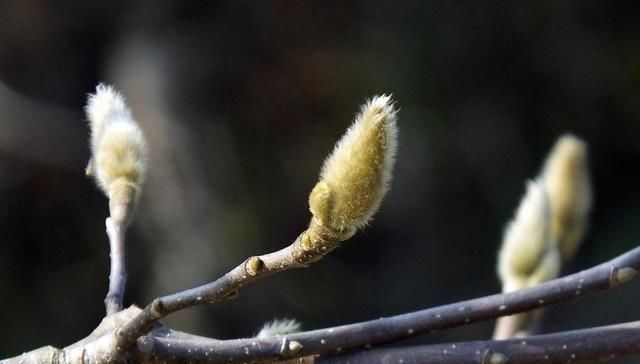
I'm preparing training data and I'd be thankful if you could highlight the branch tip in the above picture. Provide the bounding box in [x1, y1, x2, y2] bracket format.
[150, 298, 164, 318]
[611, 267, 637, 287]
[488, 352, 508, 364]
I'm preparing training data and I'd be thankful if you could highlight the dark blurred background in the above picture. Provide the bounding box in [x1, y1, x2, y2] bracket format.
[1, 1, 640, 361]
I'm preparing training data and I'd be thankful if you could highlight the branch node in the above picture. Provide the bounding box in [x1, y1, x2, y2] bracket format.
[288, 340, 303, 355]
[245, 256, 264, 276]
[489, 351, 509, 364]
[150, 298, 164, 318]
[611, 267, 637, 287]
[295, 224, 342, 264]
[481, 349, 509, 364]
[300, 232, 315, 252]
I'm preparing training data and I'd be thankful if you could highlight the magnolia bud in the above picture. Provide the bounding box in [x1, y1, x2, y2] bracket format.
[541, 134, 592, 262]
[85, 84, 147, 225]
[308, 95, 398, 241]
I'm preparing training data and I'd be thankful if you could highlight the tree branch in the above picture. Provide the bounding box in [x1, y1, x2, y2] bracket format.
[316, 320, 640, 364]
[3, 306, 143, 364]
[116, 224, 344, 351]
[132, 245, 640, 363]
[135, 321, 640, 364]
[5, 244, 640, 363]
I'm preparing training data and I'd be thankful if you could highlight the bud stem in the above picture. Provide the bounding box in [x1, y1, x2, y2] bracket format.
[105, 216, 128, 315]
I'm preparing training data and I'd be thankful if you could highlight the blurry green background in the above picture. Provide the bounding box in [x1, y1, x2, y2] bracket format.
[1, 1, 640, 361]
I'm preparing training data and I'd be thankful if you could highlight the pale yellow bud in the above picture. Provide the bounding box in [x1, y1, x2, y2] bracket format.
[308, 95, 398, 239]
[497, 245, 558, 339]
[541, 134, 592, 262]
[526, 244, 561, 288]
[86, 84, 132, 157]
[494, 180, 561, 339]
[495, 245, 561, 339]
[498, 180, 558, 292]
[494, 135, 590, 340]
[85, 84, 147, 224]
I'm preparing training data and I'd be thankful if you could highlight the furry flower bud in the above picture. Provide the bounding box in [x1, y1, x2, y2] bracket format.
[308, 95, 398, 240]
[85, 84, 147, 224]
[541, 134, 592, 262]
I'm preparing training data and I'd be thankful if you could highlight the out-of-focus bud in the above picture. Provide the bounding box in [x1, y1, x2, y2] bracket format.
[498, 180, 559, 292]
[541, 134, 592, 262]
[495, 180, 561, 340]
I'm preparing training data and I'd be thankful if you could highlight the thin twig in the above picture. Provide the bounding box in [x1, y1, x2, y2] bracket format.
[105, 217, 128, 315]
[316, 320, 640, 364]
[139, 245, 640, 363]
[116, 224, 343, 351]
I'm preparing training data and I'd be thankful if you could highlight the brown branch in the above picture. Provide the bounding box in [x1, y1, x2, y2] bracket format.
[316, 320, 640, 364]
[132, 245, 640, 363]
[5, 244, 640, 364]
[116, 223, 344, 351]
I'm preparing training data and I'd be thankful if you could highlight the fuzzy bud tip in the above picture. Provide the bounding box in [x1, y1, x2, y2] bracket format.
[85, 83, 148, 224]
[541, 134, 592, 262]
[256, 318, 301, 338]
[308, 95, 398, 239]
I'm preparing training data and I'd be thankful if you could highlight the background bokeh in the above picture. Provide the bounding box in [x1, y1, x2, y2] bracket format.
[1, 1, 640, 361]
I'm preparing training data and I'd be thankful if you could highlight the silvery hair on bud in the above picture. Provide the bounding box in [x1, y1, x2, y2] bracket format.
[256, 318, 301, 338]
[85, 84, 148, 208]
[308, 94, 398, 236]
